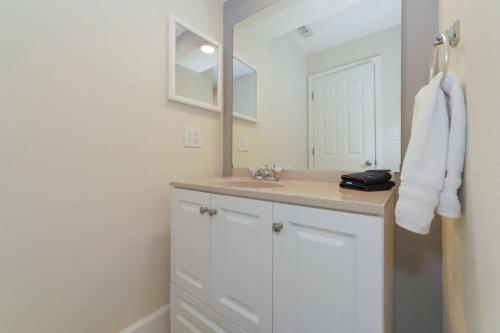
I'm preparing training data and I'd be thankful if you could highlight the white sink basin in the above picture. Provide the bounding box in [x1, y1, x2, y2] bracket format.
[218, 180, 283, 189]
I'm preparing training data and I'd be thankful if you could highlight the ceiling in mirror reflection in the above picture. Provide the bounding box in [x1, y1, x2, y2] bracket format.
[176, 24, 218, 74]
[236, 0, 401, 53]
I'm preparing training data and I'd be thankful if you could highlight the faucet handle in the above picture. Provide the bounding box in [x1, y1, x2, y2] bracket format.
[249, 165, 288, 180]
[249, 166, 267, 177]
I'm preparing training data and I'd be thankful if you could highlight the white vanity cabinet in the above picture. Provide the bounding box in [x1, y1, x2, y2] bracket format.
[171, 188, 393, 333]
[171, 189, 272, 333]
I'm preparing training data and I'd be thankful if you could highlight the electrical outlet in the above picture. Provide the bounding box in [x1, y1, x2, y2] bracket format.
[239, 135, 249, 152]
[184, 126, 202, 148]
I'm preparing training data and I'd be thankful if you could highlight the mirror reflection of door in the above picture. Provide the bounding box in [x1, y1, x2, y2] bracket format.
[310, 60, 376, 171]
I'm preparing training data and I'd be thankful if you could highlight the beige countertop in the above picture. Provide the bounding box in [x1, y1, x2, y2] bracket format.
[170, 177, 395, 216]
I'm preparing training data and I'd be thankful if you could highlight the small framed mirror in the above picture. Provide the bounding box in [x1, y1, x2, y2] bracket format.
[233, 56, 258, 123]
[167, 15, 222, 112]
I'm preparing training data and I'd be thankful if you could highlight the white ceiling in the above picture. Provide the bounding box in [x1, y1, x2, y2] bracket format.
[177, 48, 218, 73]
[176, 25, 218, 73]
[235, 0, 401, 54]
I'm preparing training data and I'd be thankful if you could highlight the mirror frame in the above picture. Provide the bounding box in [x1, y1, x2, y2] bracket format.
[233, 55, 259, 123]
[167, 14, 223, 113]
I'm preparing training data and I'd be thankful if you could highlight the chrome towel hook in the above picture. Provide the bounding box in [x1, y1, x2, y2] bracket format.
[429, 20, 460, 83]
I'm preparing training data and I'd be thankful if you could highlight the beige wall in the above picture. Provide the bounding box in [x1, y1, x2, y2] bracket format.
[233, 33, 308, 169]
[308, 26, 402, 171]
[440, 0, 500, 332]
[0, 0, 222, 332]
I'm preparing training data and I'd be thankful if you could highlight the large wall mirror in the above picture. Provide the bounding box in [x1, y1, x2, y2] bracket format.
[168, 15, 222, 112]
[231, 0, 402, 171]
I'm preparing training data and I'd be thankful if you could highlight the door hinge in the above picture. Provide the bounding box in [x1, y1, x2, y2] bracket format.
[311, 92, 315, 100]
[312, 147, 315, 155]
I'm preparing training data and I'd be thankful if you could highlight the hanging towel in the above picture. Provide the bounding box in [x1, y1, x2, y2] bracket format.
[437, 73, 466, 218]
[396, 72, 466, 234]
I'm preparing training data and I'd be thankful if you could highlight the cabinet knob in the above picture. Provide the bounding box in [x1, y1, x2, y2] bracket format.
[208, 208, 218, 217]
[272, 223, 283, 233]
[199, 206, 209, 214]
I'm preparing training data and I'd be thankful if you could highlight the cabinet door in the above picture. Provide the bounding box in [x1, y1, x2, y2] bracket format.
[171, 284, 246, 333]
[171, 189, 211, 304]
[273, 203, 384, 333]
[211, 194, 272, 333]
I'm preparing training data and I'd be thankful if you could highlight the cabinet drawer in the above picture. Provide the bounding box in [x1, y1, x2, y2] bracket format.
[171, 283, 246, 333]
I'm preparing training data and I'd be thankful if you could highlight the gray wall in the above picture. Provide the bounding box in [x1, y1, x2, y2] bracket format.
[397, 1, 442, 332]
[223, 0, 442, 332]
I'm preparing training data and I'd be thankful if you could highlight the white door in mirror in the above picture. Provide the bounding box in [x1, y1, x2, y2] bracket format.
[312, 61, 376, 170]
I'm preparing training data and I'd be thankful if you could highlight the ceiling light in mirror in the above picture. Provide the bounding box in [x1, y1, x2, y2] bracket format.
[200, 44, 216, 54]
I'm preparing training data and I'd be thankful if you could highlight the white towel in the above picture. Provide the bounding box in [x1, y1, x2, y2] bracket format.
[396, 72, 466, 234]
[437, 73, 467, 218]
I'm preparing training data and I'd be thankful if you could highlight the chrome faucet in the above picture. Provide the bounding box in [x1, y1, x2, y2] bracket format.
[250, 165, 283, 181]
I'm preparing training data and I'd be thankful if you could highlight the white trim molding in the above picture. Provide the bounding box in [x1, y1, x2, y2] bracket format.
[120, 304, 170, 333]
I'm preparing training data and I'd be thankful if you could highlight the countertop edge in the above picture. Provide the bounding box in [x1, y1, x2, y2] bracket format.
[170, 181, 395, 217]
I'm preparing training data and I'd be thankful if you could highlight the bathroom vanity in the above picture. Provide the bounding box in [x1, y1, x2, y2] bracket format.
[169, 176, 395, 333]
[169, 0, 403, 330]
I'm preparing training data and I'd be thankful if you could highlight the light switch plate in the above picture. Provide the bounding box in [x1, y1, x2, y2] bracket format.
[184, 126, 202, 148]
[239, 135, 249, 152]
